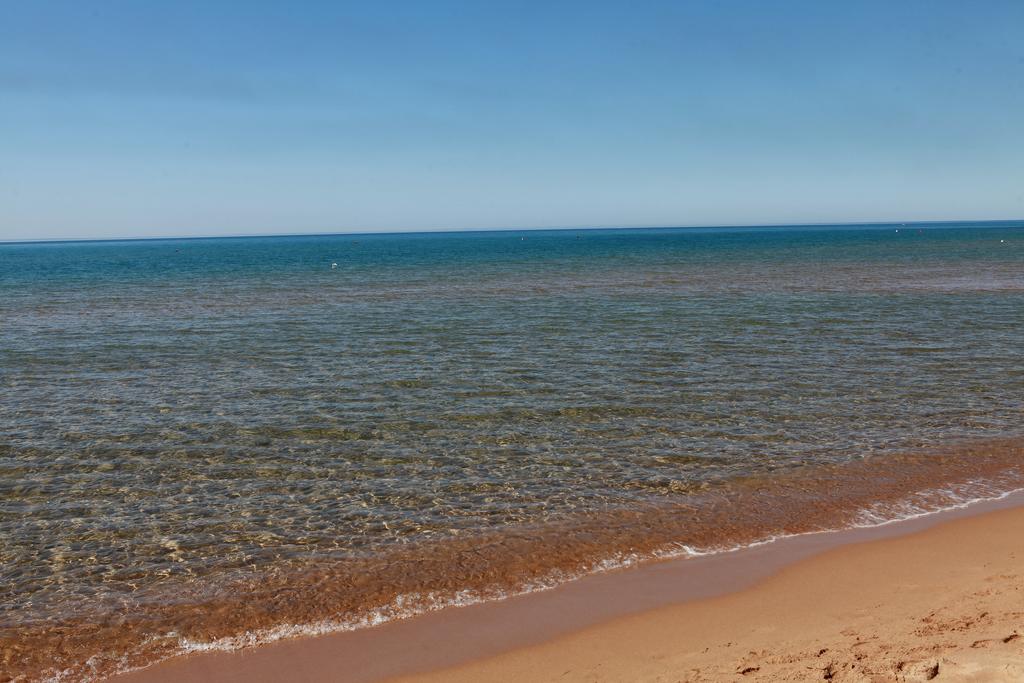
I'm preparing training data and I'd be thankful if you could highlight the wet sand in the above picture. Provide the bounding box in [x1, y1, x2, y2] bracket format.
[396, 503, 1024, 683]
[112, 492, 1024, 683]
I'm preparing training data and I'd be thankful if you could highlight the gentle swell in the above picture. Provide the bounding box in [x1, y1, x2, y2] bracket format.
[5, 437, 1021, 683]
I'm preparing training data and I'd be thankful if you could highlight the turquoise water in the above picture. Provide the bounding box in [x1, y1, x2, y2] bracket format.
[2, 222, 1023, 680]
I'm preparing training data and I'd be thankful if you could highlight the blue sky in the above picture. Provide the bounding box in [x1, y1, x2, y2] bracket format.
[2, 1, 1022, 240]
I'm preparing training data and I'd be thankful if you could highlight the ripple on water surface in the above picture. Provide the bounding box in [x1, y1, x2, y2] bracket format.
[1, 224, 1023, 680]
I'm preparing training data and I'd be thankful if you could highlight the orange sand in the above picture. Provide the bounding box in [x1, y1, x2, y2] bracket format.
[113, 503, 1024, 683]
[394, 505, 1024, 683]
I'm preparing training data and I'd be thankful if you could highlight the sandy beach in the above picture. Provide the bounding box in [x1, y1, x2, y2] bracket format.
[396, 505, 1024, 683]
[111, 497, 1024, 683]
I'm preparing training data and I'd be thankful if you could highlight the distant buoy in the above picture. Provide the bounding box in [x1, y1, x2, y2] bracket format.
[331, 262, 338, 269]
[1000, 240, 1006, 244]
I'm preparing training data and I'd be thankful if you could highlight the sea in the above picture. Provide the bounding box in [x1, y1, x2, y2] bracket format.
[2, 222, 1023, 681]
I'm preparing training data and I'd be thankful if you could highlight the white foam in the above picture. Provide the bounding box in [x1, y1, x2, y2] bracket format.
[45, 478, 1024, 683]
[168, 480, 1024, 655]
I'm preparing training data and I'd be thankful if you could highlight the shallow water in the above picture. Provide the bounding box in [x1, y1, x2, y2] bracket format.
[2, 222, 1023, 680]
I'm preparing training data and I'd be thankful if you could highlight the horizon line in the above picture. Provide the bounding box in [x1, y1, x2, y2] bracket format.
[2, 217, 1022, 246]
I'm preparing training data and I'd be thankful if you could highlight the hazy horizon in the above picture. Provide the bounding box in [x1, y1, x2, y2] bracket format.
[3, 218, 1022, 245]
[3, 1, 1023, 241]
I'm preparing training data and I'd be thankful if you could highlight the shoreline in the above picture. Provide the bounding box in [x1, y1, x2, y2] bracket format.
[395, 493, 1024, 683]
[110, 488, 1024, 683]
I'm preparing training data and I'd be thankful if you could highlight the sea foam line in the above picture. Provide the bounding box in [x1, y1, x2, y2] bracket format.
[181, 480, 1024, 651]
[47, 478, 1024, 683]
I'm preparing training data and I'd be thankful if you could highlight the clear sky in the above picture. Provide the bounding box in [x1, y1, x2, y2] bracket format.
[2, 1, 1023, 240]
